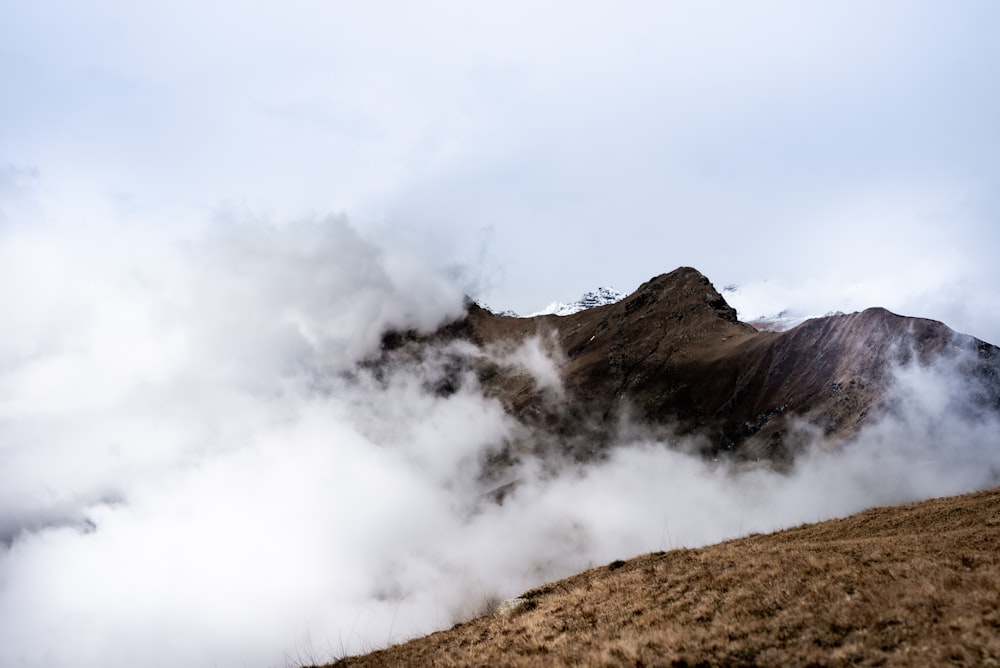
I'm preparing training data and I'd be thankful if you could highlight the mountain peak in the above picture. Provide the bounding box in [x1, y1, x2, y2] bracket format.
[401, 266, 1000, 465]
[620, 266, 739, 323]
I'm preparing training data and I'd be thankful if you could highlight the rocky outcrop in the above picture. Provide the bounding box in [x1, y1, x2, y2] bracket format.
[370, 267, 1000, 467]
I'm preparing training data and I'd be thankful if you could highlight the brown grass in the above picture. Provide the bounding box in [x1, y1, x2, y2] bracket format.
[325, 486, 1000, 667]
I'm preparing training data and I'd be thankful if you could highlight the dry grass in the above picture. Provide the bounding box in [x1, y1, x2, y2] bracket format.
[326, 486, 1000, 667]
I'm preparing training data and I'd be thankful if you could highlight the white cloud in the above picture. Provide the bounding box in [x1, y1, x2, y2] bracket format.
[1, 205, 998, 667]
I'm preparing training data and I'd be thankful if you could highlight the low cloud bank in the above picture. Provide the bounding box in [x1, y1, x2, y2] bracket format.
[1, 216, 998, 667]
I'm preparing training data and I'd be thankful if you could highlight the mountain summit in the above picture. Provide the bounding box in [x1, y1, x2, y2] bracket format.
[338, 266, 1000, 666]
[376, 267, 1000, 466]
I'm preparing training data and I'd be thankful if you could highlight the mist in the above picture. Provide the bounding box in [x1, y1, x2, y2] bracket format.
[2, 215, 999, 668]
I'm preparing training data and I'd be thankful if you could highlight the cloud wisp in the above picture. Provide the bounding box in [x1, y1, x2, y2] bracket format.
[1, 215, 999, 668]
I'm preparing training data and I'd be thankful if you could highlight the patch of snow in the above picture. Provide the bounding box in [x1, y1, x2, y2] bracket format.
[749, 310, 837, 332]
[748, 311, 805, 332]
[528, 287, 626, 317]
[474, 299, 519, 317]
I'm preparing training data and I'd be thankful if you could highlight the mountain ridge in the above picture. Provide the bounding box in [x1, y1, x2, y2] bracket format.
[326, 266, 1000, 667]
[383, 266, 1000, 466]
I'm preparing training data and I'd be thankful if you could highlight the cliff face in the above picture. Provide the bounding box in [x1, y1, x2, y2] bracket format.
[372, 267, 1000, 466]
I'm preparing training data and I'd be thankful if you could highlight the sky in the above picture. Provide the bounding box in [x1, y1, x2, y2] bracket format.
[3, 2, 1000, 667]
[2, 1, 1000, 340]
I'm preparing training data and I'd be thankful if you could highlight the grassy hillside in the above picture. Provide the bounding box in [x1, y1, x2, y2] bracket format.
[324, 486, 1000, 667]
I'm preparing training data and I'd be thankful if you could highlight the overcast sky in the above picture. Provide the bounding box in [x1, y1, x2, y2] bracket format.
[2, 1, 999, 341]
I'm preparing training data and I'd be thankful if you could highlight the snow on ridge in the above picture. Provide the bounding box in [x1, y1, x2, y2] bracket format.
[474, 299, 519, 317]
[747, 310, 850, 332]
[528, 286, 627, 317]
[746, 311, 807, 332]
[721, 283, 817, 332]
[475, 287, 627, 318]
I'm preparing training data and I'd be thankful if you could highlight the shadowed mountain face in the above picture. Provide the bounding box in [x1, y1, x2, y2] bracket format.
[373, 267, 1000, 467]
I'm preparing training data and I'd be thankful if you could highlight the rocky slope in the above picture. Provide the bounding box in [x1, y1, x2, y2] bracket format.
[373, 267, 1000, 467]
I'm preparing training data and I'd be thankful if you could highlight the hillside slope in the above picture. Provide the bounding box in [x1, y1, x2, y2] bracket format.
[327, 486, 1000, 667]
[375, 267, 1000, 465]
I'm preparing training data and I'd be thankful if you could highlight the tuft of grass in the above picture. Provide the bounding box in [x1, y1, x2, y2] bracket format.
[473, 594, 504, 618]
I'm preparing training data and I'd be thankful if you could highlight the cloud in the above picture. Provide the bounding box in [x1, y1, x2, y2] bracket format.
[2, 200, 999, 667]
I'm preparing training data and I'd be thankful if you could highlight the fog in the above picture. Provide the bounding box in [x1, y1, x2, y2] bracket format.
[1, 216, 998, 667]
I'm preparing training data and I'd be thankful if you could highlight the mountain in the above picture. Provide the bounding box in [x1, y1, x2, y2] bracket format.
[326, 485, 1000, 667]
[374, 266, 1000, 467]
[476, 287, 626, 318]
[327, 266, 1000, 667]
[527, 286, 627, 316]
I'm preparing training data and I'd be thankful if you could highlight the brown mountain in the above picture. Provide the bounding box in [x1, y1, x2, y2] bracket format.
[326, 485, 1000, 667]
[374, 267, 1000, 467]
[323, 268, 1000, 667]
